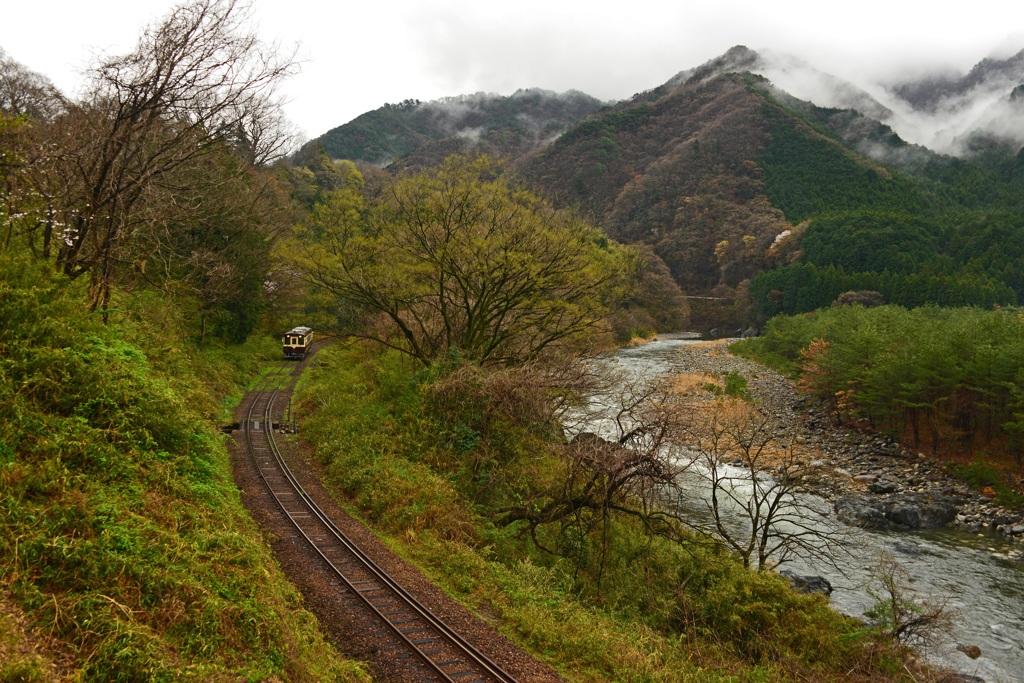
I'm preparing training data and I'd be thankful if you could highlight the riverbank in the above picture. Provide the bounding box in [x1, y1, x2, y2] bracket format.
[667, 339, 1024, 557]
[288, 340, 941, 682]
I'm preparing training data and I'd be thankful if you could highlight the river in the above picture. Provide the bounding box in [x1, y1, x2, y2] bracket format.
[593, 335, 1024, 683]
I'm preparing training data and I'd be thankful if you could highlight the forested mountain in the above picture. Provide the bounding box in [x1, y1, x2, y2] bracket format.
[661, 45, 1024, 157]
[522, 72, 793, 299]
[515, 52, 1024, 326]
[300, 88, 604, 167]
[301, 46, 1023, 330]
[517, 69, 948, 310]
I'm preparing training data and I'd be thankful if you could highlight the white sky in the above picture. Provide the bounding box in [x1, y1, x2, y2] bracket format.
[3, 0, 1022, 141]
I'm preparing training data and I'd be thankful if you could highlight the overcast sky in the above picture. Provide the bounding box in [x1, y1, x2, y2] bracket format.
[3, 0, 1022, 140]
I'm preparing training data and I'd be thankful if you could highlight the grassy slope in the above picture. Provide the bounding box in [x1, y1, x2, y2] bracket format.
[0, 255, 368, 682]
[295, 343, 918, 683]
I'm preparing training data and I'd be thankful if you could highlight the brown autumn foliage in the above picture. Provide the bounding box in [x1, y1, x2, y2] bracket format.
[520, 75, 793, 298]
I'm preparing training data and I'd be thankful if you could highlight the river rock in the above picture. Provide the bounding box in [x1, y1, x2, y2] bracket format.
[834, 494, 958, 530]
[956, 644, 982, 659]
[834, 495, 892, 528]
[888, 497, 958, 529]
[779, 570, 833, 596]
[868, 480, 898, 494]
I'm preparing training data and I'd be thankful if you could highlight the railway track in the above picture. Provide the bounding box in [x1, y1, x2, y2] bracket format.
[242, 355, 520, 683]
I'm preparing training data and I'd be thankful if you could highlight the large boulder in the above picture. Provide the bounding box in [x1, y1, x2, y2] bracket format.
[887, 496, 958, 529]
[779, 570, 833, 596]
[834, 494, 958, 530]
[834, 495, 891, 529]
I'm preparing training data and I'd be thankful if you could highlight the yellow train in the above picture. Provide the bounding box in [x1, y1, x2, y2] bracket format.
[282, 326, 314, 359]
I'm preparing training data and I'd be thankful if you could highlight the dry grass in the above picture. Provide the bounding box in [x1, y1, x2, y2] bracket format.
[668, 372, 718, 395]
[685, 339, 734, 353]
[0, 592, 63, 682]
[666, 378, 838, 471]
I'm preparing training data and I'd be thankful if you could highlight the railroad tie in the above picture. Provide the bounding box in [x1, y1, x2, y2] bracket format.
[401, 626, 428, 635]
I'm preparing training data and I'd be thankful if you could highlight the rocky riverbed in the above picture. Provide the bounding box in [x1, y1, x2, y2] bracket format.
[667, 339, 1024, 556]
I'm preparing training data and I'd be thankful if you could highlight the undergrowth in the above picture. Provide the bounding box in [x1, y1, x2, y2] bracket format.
[296, 342, 920, 682]
[0, 255, 368, 682]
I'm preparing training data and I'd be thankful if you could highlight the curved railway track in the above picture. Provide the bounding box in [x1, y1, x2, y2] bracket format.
[242, 354, 520, 683]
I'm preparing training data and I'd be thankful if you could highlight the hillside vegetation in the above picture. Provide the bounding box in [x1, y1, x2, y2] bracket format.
[0, 2, 370, 679]
[0, 255, 368, 682]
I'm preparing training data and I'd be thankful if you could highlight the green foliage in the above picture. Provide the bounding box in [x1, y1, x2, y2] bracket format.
[800, 213, 942, 274]
[751, 209, 1024, 316]
[702, 371, 750, 400]
[734, 306, 1024, 464]
[750, 261, 1017, 317]
[758, 108, 925, 223]
[0, 255, 367, 681]
[723, 371, 751, 399]
[946, 460, 1024, 507]
[290, 154, 624, 365]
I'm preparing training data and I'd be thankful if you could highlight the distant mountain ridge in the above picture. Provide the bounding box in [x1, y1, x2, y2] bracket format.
[885, 48, 1024, 154]
[308, 45, 1022, 170]
[662, 45, 1024, 157]
[891, 49, 1024, 112]
[303, 88, 605, 167]
[663, 45, 894, 122]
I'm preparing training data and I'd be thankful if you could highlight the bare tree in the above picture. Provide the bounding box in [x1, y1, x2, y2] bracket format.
[677, 397, 847, 570]
[866, 553, 954, 649]
[23, 0, 296, 312]
[489, 370, 698, 587]
[0, 48, 65, 121]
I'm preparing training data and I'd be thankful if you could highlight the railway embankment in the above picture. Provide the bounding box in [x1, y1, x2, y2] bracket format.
[229, 352, 562, 683]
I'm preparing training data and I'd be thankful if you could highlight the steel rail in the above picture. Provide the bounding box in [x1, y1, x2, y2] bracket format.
[242, 352, 519, 683]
